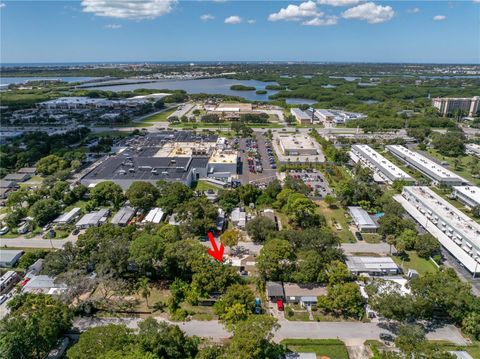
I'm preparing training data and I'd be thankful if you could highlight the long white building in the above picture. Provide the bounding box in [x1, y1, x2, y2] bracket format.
[452, 186, 480, 208]
[395, 186, 480, 274]
[386, 145, 468, 186]
[350, 145, 414, 184]
[465, 143, 480, 158]
[432, 96, 480, 117]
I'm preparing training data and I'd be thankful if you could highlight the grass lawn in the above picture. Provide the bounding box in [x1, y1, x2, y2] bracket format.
[192, 180, 226, 192]
[64, 200, 89, 212]
[281, 339, 349, 359]
[363, 234, 382, 243]
[315, 200, 355, 243]
[392, 251, 438, 276]
[140, 106, 179, 123]
[434, 341, 480, 359]
[424, 149, 480, 186]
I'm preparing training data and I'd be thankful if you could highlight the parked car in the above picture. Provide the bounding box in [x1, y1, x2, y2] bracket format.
[0, 295, 7, 305]
[277, 299, 284, 311]
[72, 228, 80, 235]
[0, 226, 9, 235]
[355, 231, 363, 241]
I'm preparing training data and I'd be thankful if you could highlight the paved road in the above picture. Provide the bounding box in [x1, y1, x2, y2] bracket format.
[0, 237, 75, 249]
[72, 316, 467, 345]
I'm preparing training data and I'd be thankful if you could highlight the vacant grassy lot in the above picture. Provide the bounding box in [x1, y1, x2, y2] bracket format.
[392, 251, 438, 276]
[316, 200, 355, 243]
[140, 106, 179, 123]
[425, 148, 480, 186]
[281, 339, 349, 359]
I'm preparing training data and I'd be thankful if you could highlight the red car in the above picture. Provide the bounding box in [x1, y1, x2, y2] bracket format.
[277, 300, 284, 311]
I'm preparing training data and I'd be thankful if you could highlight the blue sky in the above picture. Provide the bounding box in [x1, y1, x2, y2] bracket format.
[1, 0, 479, 63]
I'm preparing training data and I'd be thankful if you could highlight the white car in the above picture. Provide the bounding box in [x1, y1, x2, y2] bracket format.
[0, 226, 9, 235]
[0, 295, 7, 305]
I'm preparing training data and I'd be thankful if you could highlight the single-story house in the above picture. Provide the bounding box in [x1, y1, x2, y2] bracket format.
[231, 207, 246, 229]
[21, 274, 67, 295]
[142, 207, 165, 224]
[0, 187, 12, 199]
[27, 259, 44, 275]
[17, 167, 37, 175]
[76, 208, 109, 229]
[111, 206, 135, 226]
[0, 180, 18, 189]
[266, 281, 284, 301]
[53, 207, 81, 225]
[3, 173, 31, 183]
[283, 283, 328, 306]
[346, 256, 401, 276]
[348, 206, 379, 233]
[285, 353, 317, 359]
[0, 249, 24, 268]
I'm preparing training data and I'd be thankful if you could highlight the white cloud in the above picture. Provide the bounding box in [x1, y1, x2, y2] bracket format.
[433, 15, 446, 21]
[268, 1, 321, 22]
[473, 0, 480, 3]
[0, 2, 6, 8]
[317, 0, 361, 6]
[247, 19, 256, 24]
[104, 23, 122, 29]
[200, 14, 214, 21]
[407, 7, 420, 13]
[341, 2, 395, 24]
[224, 15, 242, 24]
[303, 16, 338, 26]
[81, 0, 175, 20]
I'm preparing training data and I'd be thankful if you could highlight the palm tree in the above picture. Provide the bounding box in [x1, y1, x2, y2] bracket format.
[137, 277, 151, 308]
[386, 235, 396, 255]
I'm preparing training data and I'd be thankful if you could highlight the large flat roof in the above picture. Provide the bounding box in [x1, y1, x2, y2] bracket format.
[346, 256, 399, 272]
[387, 145, 467, 183]
[277, 134, 318, 151]
[403, 186, 480, 248]
[453, 186, 480, 206]
[348, 206, 378, 229]
[351, 145, 413, 182]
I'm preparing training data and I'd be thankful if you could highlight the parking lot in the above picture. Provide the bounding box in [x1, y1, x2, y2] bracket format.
[288, 168, 332, 198]
[238, 133, 278, 187]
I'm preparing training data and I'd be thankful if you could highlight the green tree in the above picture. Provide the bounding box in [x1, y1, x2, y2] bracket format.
[214, 284, 256, 328]
[129, 233, 166, 275]
[28, 198, 61, 226]
[36, 154, 67, 175]
[245, 216, 276, 243]
[414, 234, 440, 259]
[137, 277, 151, 308]
[156, 181, 194, 214]
[220, 229, 242, 248]
[257, 239, 296, 281]
[0, 293, 73, 359]
[126, 181, 160, 210]
[224, 315, 282, 359]
[317, 282, 364, 319]
[90, 181, 125, 209]
[67, 325, 134, 359]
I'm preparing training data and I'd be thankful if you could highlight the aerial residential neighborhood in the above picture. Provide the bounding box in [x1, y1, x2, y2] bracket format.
[1, 1, 480, 359]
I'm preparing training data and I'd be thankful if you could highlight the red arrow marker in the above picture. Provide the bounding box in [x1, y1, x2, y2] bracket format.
[207, 231, 224, 262]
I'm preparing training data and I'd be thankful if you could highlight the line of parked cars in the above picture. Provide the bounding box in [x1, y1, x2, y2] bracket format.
[264, 140, 276, 170]
[288, 169, 331, 197]
[246, 138, 263, 173]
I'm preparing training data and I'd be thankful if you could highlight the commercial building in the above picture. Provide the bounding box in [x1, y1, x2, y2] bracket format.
[452, 186, 480, 208]
[53, 207, 81, 225]
[395, 186, 480, 274]
[76, 208, 109, 229]
[142, 207, 166, 224]
[348, 206, 379, 233]
[465, 143, 480, 157]
[39, 96, 151, 110]
[386, 145, 468, 186]
[290, 108, 312, 124]
[276, 134, 318, 156]
[432, 96, 480, 117]
[350, 145, 414, 184]
[314, 109, 366, 125]
[111, 206, 136, 226]
[345, 256, 401, 276]
[81, 132, 237, 189]
[0, 250, 24, 268]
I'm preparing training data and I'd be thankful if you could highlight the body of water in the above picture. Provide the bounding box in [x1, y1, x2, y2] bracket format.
[322, 84, 336, 89]
[83, 78, 279, 101]
[0, 77, 97, 85]
[329, 76, 361, 82]
[285, 98, 317, 105]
